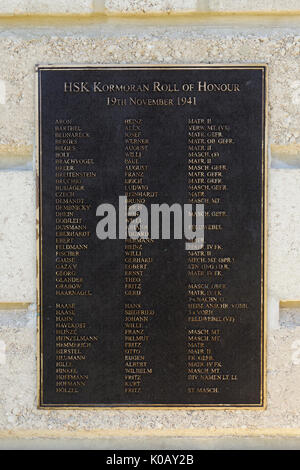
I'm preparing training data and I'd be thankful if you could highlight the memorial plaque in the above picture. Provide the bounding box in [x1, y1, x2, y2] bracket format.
[37, 64, 267, 409]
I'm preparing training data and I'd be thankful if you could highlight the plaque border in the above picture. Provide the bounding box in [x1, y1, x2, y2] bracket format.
[36, 64, 268, 410]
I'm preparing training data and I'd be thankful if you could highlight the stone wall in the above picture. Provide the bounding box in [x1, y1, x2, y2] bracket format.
[3, 1, 300, 15]
[0, 0, 300, 448]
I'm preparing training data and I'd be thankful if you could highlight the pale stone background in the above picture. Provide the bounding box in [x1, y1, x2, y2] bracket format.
[0, 0, 300, 449]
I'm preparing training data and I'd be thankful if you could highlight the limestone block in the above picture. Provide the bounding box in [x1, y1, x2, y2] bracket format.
[209, 1, 300, 13]
[268, 170, 300, 301]
[1, 0, 300, 15]
[268, 328, 300, 372]
[0, 1, 93, 16]
[280, 307, 300, 327]
[103, 1, 198, 13]
[103, 1, 300, 14]
[0, 319, 36, 428]
[0, 171, 35, 302]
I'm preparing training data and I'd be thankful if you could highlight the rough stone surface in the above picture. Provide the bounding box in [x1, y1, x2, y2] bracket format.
[104, 0, 198, 13]
[104, 1, 300, 14]
[267, 170, 300, 329]
[0, 1, 93, 16]
[268, 170, 300, 302]
[0, 171, 35, 302]
[280, 308, 300, 327]
[1, 22, 300, 146]
[2, 0, 300, 15]
[209, 1, 300, 12]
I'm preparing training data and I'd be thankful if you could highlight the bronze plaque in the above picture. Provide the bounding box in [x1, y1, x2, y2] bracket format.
[37, 65, 267, 409]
